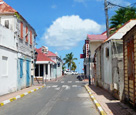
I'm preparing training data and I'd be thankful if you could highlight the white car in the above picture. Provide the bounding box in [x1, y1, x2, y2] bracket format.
[72, 71, 78, 75]
[64, 70, 71, 75]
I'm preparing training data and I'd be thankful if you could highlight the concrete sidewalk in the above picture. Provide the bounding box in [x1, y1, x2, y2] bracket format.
[0, 85, 44, 107]
[0, 76, 64, 107]
[88, 85, 135, 115]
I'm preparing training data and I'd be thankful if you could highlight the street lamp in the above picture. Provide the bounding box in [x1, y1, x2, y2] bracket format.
[88, 50, 91, 85]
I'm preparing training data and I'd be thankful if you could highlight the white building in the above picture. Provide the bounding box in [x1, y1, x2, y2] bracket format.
[35, 46, 63, 83]
[81, 34, 107, 81]
[0, 0, 37, 95]
[0, 25, 18, 95]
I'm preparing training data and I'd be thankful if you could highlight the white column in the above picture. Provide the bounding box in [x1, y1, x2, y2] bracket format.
[38, 64, 40, 77]
[48, 64, 50, 80]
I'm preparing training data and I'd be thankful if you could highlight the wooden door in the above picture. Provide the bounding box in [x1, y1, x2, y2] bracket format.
[127, 38, 135, 105]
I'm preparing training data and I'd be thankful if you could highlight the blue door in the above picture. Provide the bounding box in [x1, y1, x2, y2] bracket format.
[26, 60, 30, 87]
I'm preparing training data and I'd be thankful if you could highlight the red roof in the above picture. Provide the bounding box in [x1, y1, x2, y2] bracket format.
[38, 48, 57, 57]
[0, 0, 17, 13]
[87, 34, 107, 41]
[47, 51, 57, 57]
[36, 49, 55, 63]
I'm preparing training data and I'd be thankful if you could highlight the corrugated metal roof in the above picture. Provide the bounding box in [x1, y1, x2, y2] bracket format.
[106, 19, 136, 41]
[87, 34, 107, 41]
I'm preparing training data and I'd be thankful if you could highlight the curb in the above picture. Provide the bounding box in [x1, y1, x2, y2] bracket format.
[85, 84, 106, 115]
[0, 85, 45, 107]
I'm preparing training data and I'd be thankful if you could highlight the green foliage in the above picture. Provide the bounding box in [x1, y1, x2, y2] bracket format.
[62, 64, 66, 71]
[110, 7, 136, 34]
[71, 62, 77, 71]
[63, 52, 77, 71]
[14, 12, 22, 21]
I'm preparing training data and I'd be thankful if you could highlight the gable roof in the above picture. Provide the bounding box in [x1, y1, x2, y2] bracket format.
[87, 34, 107, 41]
[0, 0, 17, 14]
[105, 19, 136, 41]
[0, 0, 36, 35]
[38, 47, 57, 57]
[36, 49, 55, 63]
[122, 24, 136, 40]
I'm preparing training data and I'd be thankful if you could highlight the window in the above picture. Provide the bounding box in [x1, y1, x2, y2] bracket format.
[106, 47, 109, 57]
[2, 56, 8, 76]
[20, 59, 23, 78]
[26, 26, 28, 42]
[5, 20, 9, 29]
[30, 30, 32, 45]
[20, 22, 23, 39]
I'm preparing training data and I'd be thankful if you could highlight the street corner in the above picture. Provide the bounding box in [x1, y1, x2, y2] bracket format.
[84, 85, 107, 115]
[0, 85, 45, 108]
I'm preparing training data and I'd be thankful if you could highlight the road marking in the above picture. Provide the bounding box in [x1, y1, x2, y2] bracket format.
[72, 85, 77, 87]
[61, 81, 64, 83]
[52, 85, 58, 88]
[75, 81, 79, 83]
[55, 87, 60, 90]
[46, 86, 51, 88]
[68, 81, 72, 83]
[62, 85, 67, 87]
[65, 86, 70, 90]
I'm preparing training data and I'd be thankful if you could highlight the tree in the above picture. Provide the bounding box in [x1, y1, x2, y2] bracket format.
[110, 7, 136, 34]
[63, 52, 77, 71]
[71, 62, 77, 71]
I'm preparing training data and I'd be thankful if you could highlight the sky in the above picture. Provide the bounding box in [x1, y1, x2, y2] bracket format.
[4, 0, 136, 73]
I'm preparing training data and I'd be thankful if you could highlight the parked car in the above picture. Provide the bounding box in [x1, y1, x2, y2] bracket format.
[64, 70, 71, 75]
[72, 71, 78, 75]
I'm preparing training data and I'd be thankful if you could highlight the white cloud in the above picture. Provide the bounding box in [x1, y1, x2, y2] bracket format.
[51, 4, 57, 9]
[42, 15, 104, 50]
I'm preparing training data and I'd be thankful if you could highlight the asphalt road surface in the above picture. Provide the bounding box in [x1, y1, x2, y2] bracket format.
[0, 75, 99, 115]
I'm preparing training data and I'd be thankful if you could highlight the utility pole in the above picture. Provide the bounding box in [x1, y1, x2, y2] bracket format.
[104, 0, 110, 38]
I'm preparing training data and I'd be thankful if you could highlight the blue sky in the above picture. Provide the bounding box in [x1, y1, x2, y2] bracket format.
[4, 0, 136, 72]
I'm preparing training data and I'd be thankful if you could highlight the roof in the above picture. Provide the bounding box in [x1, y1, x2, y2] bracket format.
[0, 0, 17, 13]
[38, 48, 57, 57]
[87, 34, 107, 41]
[105, 19, 136, 42]
[35, 49, 55, 63]
[122, 24, 136, 39]
[0, 0, 36, 35]
[47, 51, 57, 57]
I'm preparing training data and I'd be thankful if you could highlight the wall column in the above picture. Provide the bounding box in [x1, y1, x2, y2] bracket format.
[48, 64, 50, 80]
[38, 64, 40, 77]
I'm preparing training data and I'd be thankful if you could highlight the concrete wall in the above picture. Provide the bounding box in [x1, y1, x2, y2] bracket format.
[102, 42, 112, 91]
[0, 14, 36, 90]
[0, 25, 18, 96]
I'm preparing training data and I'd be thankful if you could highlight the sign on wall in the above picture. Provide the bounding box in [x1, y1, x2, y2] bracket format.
[85, 40, 89, 58]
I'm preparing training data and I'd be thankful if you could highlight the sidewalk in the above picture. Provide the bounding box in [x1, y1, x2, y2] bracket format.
[0, 85, 44, 104]
[88, 85, 136, 115]
[0, 76, 64, 106]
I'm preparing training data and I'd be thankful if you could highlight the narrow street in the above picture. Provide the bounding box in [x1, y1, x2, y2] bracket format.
[0, 75, 99, 115]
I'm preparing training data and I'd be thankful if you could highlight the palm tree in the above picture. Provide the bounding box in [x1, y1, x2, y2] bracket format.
[110, 7, 136, 34]
[63, 52, 77, 71]
[71, 62, 77, 71]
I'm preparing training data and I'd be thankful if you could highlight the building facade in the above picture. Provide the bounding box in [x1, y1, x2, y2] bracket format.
[35, 46, 63, 83]
[123, 25, 136, 107]
[0, 0, 37, 95]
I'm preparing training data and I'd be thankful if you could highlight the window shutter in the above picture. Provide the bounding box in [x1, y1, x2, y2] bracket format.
[30, 30, 32, 45]
[20, 59, 23, 78]
[20, 22, 23, 39]
[26, 26, 28, 42]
